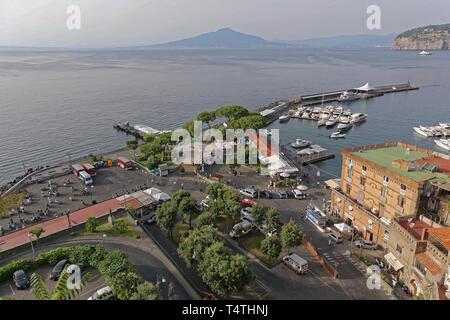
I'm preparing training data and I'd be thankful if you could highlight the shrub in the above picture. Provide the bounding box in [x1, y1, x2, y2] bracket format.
[85, 217, 99, 233]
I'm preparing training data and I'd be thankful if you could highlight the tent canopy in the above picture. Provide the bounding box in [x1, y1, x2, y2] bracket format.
[384, 252, 404, 271]
[354, 82, 376, 92]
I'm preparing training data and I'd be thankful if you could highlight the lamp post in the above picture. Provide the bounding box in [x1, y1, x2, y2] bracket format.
[90, 185, 94, 203]
[28, 232, 35, 258]
[66, 209, 72, 231]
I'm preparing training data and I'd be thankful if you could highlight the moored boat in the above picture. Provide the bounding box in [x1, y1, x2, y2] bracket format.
[291, 139, 312, 149]
[330, 132, 346, 139]
[279, 115, 290, 122]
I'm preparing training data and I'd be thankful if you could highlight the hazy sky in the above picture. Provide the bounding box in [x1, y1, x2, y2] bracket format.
[1, 0, 449, 47]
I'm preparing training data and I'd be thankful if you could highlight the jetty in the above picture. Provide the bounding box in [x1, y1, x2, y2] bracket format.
[113, 122, 171, 139]
[261, 82, 419, 124]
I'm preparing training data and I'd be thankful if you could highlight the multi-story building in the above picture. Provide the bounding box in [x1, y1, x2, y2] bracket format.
[386, 215, 450, 299]
[331, 142, 449, 248]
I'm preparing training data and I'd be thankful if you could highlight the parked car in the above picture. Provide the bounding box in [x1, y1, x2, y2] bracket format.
[257, 223, 278, 237]
[278, 191, 287, 199]
[200, 195, 211, 208]
[282, 253, 309, 275]
[145, 214, 156, 225]
[13, 270, 30, 289]
[239, 188, 257, 198]
[229, 220, 253, 239]
[240, 207, 252, 216]
[260, 190, 272, 199]
[88, 286, 114, 300]
[328, 232, 343, 244]
[293, 189, 307, 199]
[75, 262, 87, 273]
[355, 240, 377, 250]
[50, 259, 69, 280]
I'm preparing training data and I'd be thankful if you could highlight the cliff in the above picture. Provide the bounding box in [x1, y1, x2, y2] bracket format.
[392, 24, 450, 50]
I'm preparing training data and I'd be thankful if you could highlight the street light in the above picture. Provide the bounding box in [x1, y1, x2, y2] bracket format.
[66, 210, 72, 231]
[90, 185, 94, 203]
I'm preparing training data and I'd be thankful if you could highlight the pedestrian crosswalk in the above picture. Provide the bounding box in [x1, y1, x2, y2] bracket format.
[321, 251, 348, 267]
[344, 255, 367, 275]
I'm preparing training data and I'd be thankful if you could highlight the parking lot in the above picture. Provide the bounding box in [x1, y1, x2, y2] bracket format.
[0, 265, 106, 300]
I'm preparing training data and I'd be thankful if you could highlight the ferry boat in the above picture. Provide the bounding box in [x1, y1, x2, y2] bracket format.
[418, 50, 432, 56]
[337, 91, 362, 102]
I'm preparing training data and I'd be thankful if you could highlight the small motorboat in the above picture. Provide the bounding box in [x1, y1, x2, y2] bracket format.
[291, 139, 312, 149]
[350, 113, 367, 123]
[434, 138, 450, 151]
[439, 123, 450, 129]
[418, 50, 432, 56]
[330, 132, 346, 139]
[279, 115, 290, 122]
[317, 120, 326, 127]
[413, 126, 434, 137]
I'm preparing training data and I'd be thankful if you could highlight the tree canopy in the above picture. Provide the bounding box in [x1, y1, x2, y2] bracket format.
[178, 225, 219, 267]
[280, 220, 304, 252]
[260, 234, 282, 263]
[156, 203, 178, 236]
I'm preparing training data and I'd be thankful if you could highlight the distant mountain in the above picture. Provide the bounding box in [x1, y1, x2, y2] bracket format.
[144, 28, 284, 49]
[275, 33, 397, 48]
[392, 23, 450, 50]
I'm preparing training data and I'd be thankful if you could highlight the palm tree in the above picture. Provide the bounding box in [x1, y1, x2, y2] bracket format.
[30, 264, 92, 300]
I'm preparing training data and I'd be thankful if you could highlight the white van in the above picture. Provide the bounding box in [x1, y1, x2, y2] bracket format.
[282, 253, 309, 275]
[293, 189, 306, 199]
[239, 188, 257, 198]
[79, 171, 94, 185]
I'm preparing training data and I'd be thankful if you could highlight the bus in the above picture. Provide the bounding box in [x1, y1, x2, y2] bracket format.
[71, 164, 85, 177]
[306, 206, 327, 227]
[117, 157, 133, 170]
[82, 163, 96, 177]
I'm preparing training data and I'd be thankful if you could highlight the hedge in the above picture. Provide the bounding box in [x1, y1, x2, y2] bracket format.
[0, 244, 139, 299]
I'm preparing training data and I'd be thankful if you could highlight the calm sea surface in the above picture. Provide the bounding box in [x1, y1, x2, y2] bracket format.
[0, 48, 449, 184]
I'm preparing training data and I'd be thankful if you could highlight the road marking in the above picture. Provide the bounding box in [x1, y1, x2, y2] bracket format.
[9, 284, 15, 296]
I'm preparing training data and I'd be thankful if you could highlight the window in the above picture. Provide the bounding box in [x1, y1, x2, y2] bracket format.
[346, 184, 352, 195]
[357, 192, 364, 205]
[348, 168, 352, 178]
[396, 244, 402, 254]
[362, 165, 367, 171]
[398, 196, 405, 208]
[401, 184, 406, 191]
[360, 176, 366, 186]
[384, 230, 389, 241]
[415, 260, 426, 275]
[384, 176, 389, 183]
[381, 186, 388, 198]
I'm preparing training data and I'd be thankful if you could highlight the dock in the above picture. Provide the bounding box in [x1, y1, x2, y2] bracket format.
[280, 144, 335, 166]
[113, 122, 145, 139]
[261, 82, 419, 124]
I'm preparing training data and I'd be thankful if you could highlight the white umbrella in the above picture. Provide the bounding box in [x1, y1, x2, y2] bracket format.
[297, 185, 308, 191]
[280, 172, 290, 178]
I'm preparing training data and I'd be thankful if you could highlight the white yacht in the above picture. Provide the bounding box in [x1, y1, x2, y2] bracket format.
[317, 120, 326, 127]
[291, 139, 312, 149]
[413, 126, 434, 137]
[337, 122, 353, 131]
[418, 50, 432, 56]
[325, 119, 337, 128]
[279, 115, 290, 122]
[337, 91, 362, 102]
[439, 123, 450, 129]
[435, 139, 450, 151]
[330, 132, 346, 139]
[350, 113, 367, 123]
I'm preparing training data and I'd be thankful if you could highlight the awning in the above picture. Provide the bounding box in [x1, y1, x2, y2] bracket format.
[384, 252, 404, 271]
[325, 179, 340, 189]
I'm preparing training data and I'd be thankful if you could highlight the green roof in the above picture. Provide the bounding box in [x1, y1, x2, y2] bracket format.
[351, 145, 449, 183]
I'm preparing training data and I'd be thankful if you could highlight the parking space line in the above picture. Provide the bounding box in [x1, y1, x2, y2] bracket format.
[9, 284, 15, 296]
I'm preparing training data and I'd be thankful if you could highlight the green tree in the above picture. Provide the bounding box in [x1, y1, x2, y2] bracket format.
[130, 281, 162, 300]
[155, 203, 178, 238]
[179, 196, 200, 229]
[226, 201, 241, 223]
[108, 270, 141, 300]
[250, 205, 266, 227]
[178, 225, 219, 267]
[260, 234, 282, 263]
[98, 250, 134, 280]
[171, 190, 191, 208]
[143, 133, 156, 142]
[29, 226, 45, 240]
[146, 155, 161, 170]
[265, 207, 280, 231]
[196, 211, 218, 228]
[197, 111, 216, 128]
[85, 217, 98, 233]
[30, 265, 92, 300]
[112, 219, 128, 234]
[167, 282, 178, 300]
[206, 182, 224, 200]
[197, 241, 253, 297]
[140, 142, 163, 158]
[280, 220, 304, 253]
[182, 120, 195, 136]
[215, 105, 249, 122]
[126, 139, 138, 158]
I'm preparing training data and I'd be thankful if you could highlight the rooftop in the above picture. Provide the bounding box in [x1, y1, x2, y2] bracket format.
[348, 143, 449, 184]
[398, 218, 430, 240]
[415, 252, 443, 276]
[426, 227, 450, 253]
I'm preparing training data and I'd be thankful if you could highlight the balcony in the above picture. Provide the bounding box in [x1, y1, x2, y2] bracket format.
[396, 205, 404, 213]
[383, 180, 389, 187]
[400, 189, 406, 196]
[359, 184, 365, 191]
[346, 177, 352, 183]
[379, 196, 387, 203]
[362, 170, 367, 176]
